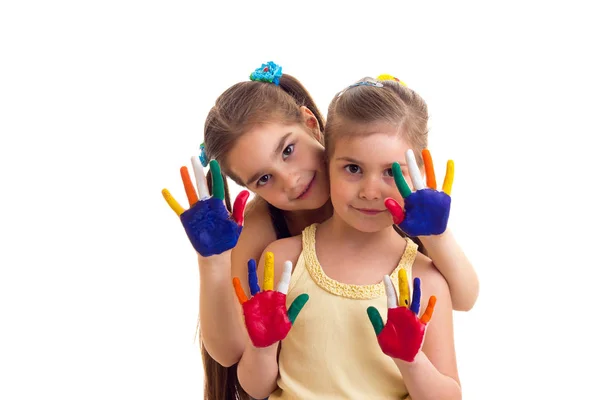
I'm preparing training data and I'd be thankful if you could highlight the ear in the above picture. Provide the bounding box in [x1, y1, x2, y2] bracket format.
[300, 106, 322, 142]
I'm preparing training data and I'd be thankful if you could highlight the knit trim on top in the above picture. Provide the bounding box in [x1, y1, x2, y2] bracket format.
[301, 223, 417, 299]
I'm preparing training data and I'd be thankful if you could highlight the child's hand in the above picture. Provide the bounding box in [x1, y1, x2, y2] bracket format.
[233, 253, 309, 348]
[367, 270, 436, 362]
[385, 149, 454, 236]
[162, 158, 249, 257]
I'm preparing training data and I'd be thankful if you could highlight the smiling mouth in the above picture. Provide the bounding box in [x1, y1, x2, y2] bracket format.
[353, 207, 386, 215]
[296, 173, 316, 200]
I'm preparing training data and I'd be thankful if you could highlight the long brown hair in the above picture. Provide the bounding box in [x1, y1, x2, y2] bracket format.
[201, 346, 248, 400]
[200, 70, 325, 399]
[203, 73, 325, 186]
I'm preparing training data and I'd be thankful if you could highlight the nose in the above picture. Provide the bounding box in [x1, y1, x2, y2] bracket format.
[359, 176, 381, 201]
[281, 170, 301, 194]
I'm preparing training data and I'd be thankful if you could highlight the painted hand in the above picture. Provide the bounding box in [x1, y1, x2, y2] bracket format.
[367, 270, 436, 362]
[162, 157, 249, 257]
[385, 149, 454, 236]
[233, 253, 309, 348]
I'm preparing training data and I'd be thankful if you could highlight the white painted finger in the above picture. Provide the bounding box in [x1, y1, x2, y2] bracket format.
[191, 155, 210, 200]
[406, 149, 425, 190]
[276, 261, 293, 294]
[384, 275, 398, 309]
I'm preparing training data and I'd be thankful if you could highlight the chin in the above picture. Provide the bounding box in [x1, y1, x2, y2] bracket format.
[300, 186, 330, 211]
[346, 217, 389, 233]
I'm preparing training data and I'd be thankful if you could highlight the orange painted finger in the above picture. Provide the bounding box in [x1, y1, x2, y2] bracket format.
[180, 166, 199, 206]
[442, 160, 454, 196]
[422, 149, 437, 189]
[420, 296, 437, 324]
[232, 277, 248, 304]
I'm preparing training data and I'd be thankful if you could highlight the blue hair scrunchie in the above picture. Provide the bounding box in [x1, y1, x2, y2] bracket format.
[199, 143, 209, 167]
[250, 61, 283, 85]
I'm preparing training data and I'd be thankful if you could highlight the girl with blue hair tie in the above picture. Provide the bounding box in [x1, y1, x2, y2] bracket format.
[163, 63, 477, 399]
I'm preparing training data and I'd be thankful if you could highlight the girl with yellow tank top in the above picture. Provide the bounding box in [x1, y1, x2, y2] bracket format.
[233, 76, 462, 399]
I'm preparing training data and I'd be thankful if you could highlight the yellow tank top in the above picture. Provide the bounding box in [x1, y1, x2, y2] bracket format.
[269, 223, 418, 400]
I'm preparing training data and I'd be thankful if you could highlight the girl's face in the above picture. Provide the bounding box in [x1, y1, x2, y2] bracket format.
[227, 121, 330, 211]
[329, 125, 418, 233]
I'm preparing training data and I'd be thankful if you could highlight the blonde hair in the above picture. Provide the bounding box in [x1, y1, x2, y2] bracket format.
[324, 77, 429, 166]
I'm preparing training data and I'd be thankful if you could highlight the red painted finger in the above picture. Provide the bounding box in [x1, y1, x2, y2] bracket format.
[232, 190, 250, 225]
[384, 198, 405, 225]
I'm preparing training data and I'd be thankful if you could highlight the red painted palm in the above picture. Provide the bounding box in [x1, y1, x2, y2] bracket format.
[367, 269, 436, 362]
[233, 253, 309, 348]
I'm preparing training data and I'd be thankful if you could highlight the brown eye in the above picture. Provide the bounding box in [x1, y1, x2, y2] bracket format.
[283, 144, 294, 158]
[257, 175, 271, 186]
[344, 164, 361, 174]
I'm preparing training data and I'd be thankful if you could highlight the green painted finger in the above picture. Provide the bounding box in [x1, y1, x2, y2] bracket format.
[209, 159, 224, 200]
[367, 306, 384, 336]
[287, 293, 309, 325]
[392, 162, 412, 198]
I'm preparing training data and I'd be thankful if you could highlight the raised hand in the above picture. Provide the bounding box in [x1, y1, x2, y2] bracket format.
[367, 270, 436, 362]
[233, 253, 309, 348]
[385, 149, 453, 236]
[162, 157, 249, 257]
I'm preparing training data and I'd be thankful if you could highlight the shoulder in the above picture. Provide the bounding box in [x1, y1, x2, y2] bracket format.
[243, 196, 272, 224]
[254, 234, 303, 289]
[412, 252, 450, 299]
[231, 197, 278, 289]
[262, 234, 303, 267]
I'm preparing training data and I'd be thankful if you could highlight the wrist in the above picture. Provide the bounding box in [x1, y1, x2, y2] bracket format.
[393, 350, 425, 370]
[197, 249, 232, 270]
[418, 229, 451, 244]
[247, 340, 279, 357]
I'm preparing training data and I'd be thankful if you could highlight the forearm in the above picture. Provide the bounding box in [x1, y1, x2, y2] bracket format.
[395, 352, 461, 400]
[419, 230, 479, 311]
[198, 251, 246, 367]
[237, 342, 279, 399]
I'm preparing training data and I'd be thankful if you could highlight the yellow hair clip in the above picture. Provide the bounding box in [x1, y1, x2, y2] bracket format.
[377, 74, 407, 87]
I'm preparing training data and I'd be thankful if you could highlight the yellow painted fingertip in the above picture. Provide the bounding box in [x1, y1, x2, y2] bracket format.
[398, 268, 410, 308]
[162, 189, 184, 216]
[263, 251, 274, 291]
[442, 160, 454, 196]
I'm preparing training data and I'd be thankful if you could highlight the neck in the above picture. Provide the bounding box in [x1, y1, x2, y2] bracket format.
[320, 211, 399, 250]
[283, 199, 333, 236]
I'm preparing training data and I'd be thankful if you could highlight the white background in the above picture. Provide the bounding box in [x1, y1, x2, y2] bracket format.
[1, 1, 599, 399]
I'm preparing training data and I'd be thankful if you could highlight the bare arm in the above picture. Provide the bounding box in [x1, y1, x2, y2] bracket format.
[392, 150, 479, 311]
[198, 250, 245, 367]
[395, 256, 461, 400]
[237, 342, 279, 398]
[420, 229, 479, 311]
[199, 199, 278, 367]
[237, 235, 303, 397]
